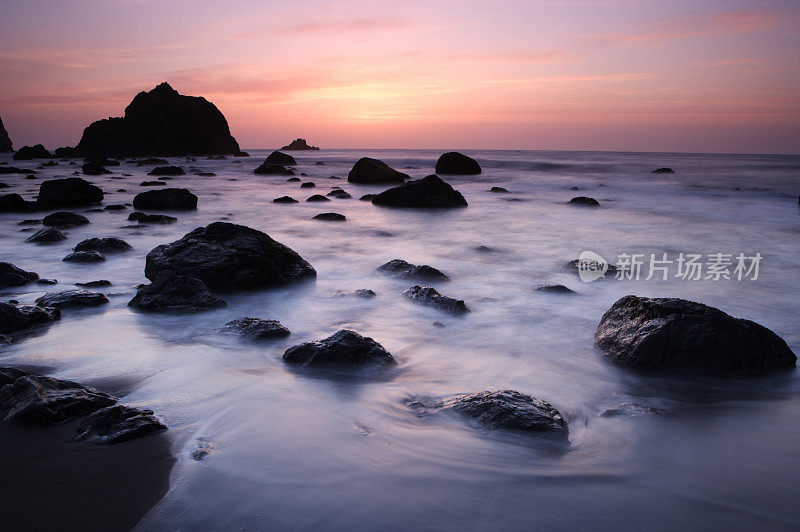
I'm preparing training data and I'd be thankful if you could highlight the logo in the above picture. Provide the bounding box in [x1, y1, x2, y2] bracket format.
[578, 250, 608, 282]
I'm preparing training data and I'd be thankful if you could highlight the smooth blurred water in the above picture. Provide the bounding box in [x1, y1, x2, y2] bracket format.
[1, 149, 799, 531]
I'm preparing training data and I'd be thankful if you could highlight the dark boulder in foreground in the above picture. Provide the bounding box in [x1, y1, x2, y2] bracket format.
[219, 317, 291, 340]
[25, 227, 67, 244]
[144, 222, 316, 290]
[254, 163, 294, 175]
[273, 196, 298, 204]
[128, 271, 226, 312]
[435, 152, 481, 175]
[265, 151, 296, 165]
[42, 211, 90, 228]
[13, 144, 51, 160]
[594, 295, 797, 376]
[534, 284, 575, 294]
[0, 115, 12, 152]
[82, 162, 111, 176]
[651, 167, 675, 174]
[419, 390, 567, 436]
[348, 157, 408, 185]
[0, 302, 60, 334]
[75, 82, 243, 157]
[313, 212, 346, 221]
[133, 188, 197, 210]
[75, 404, 167, 444]
[281, 138, 319, 150]
[38, 178, 103, 207]
[148, 165, 185, 176]
[568, 196, 599, 207]
[74, 237, 132, 253]
[282, 329, 397, 368]
[63, 251, 106, 263]
[376, 259, 449, 281]
[128, 212, 177, 224]
[0, 263, 39, 287]
[403, 286, 469, 314]
[35, 290, 109, 309]
[0, 374, 116, 423]
[372, 175, 467, 208]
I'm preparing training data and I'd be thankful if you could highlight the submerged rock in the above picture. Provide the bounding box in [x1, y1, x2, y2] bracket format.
[594, 295, 797, 376]
[128, 271, 226, 312]
[435, 152, 481, 175]
[133, 188, 197, 210]
[601, 402, 663, 417]
[306, 194, 330, 202]
[0, 263, 39, 287]
[376, 259, 449, 281]
[128, 212, 177, 224]
[273, 196, 299, 204]
[264, 151, 296, 165]
[372, 175, 467, 208]
[42, 211, 90, 228]
[534, 284, 576, 294]
[348, 157, 408, 185]
[25, 227, 67, 244]
[490, 186, 509, 193]
[13, 144, 51, 160]
[144, 222, 316, 290]
[38, 178, 103, 207]
[300, 182, 315, 188]
[651, 167, 675, 174]
[0, 374, 116, 423]
[82, 162, 111, 176]
[354, 289, 376, 298]
[403, 285, 469, 314]
[281, 138, 319, 150]
[63, 251, 106, 263]
[327, 189, 351, 199]
[76, 280, 112, 288]
[568, 196, 599, 207]
[74, 237, 132, 253]
[75, 404, 167, 444]
[35, 289, 109, 309]
[148, 166, 185, 176]
[140, 180, 166, 186]
[219, 317, 291, 340]
[282, 329, 397, 368]
[0, 302, 60, 334]
[313, 212, 346, 221]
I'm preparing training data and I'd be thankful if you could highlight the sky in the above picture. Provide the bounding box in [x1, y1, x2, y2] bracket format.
[1, 0, 799, 153]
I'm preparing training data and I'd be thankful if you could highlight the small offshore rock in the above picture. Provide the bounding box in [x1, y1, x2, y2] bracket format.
[534, 284, 576, 294]
[74, 237, 132, 253]
[403, 285, 469, 315]
[372, 175, 467, 208]
[133, 188, 197, 210]
[377, 259, 449, 281]
[348, 157, 408, 185]
[273, 196, 298, 204]
[264, 151, 296, 166]
[652, 167, 675, 174]
[25, 227, 67, 244]
[42, 211, 90, 228]
[435, 152, 481, 175]
[313, 212, 346, 221]
[63, 251, 106, 263]
[35, 290, 109, 309]
[147, 166, 185, 176]
[219, 317, 291, 340]
[128, 212, 177, 224]
[282, 329, 397, 368]
[490, 187, 509, 193]
[306, 194, 331, 202]
[38, 178, 103, 207]
[75, 404, 167, 444]
[568, 196, 599, 207]
[0, 263, 39, 287]
[76, 280, 112, 288]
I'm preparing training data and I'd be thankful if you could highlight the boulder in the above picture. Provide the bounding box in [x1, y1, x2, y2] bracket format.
[38, 178, 103, 207]
[63, 251, 106, 263]
[0, 263, 39, 287]
[280, 138, 319, 150]
[0, 115, 12, 152]
[300, 182, 315, 188]
[75, 404, 167, 444]
[435, 152, 481, 175]
[13, 144, 51, 160]
[0, 375, 117, 423]
[74, 237, 132, 253]
[35, 290, 109, 309]
[377, 259, 449, 281]
[254, 163, 294, 175]
[82, 162, 111, 176]
[327, 189, 351, 199]
[133, 188, 197, 210]
[147, 165, 185, 176]
[128, 271, 226, 312]
[594, 295, 797, 376]
[651, 167, 675, 174]
[128, 212, 177, 224]
[313, 212, 346, 221]
[490, 186, 509, 193]
[282, 329, 397, 368]
[264, 151, 296, 165]
[0, 302, 60, 334]
[372, 175, 467, 208]
[403, 285, 469, 314]
[273, 196, 298, 204]
[287, 177, 301, 182]
[219, 317, 291, 340]
[568, 196, 599, 207]
[306, 194, 330, 202]
[25, 227, 67, 244]
[75, 82, 242, 157]
[42, 211, 90, 228]
[348, 157, 408, 184]
[144, 222, 316, 290]
[54, 146, 78, 157]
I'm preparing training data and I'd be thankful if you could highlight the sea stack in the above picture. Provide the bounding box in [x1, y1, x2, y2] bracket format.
[280, 138, 319, 150]
[75, 82, 243, 157]
[0, 115, 12, 152]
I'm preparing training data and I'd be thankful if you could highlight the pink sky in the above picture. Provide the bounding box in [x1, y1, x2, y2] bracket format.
[1, 0, 799, 153]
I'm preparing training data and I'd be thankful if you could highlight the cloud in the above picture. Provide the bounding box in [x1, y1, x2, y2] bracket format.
[237, 16, 412, 40]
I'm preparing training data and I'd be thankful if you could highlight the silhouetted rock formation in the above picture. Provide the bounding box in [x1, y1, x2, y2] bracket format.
[273, 196, 298, 204]
[595, 295, 797, 376]
[282, 329, 397, 368]
[0, 115, 12, 152]
[82, 162, 111, 176]
[128, 271, 226, 312]
[54, 146, 78, 157]
[133, 188, 197, 210]
[280, 138, 319, 150]
[372, 175, 467, 208]
[13, 144, 51, 160]
[348, 157, 408, 184]
[435, 152, 481, 174]
[75, 82, 243, 157]
[148, 166, 185, 176]
[38, 178, 103, 207]
[265, 151, 296, 165]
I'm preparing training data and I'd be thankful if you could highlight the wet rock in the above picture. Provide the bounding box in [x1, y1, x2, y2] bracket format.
[75, 82, 242, 157]
[13, 144, 51, 160]
[313, 212, 346, 221]
[594, 295, 797, 376]
[219, 317, 291, 340]
[435, 152, 481, 175]
[133, 188, 197, 210]
[0, 302, 60, 334]
[254, 163, 294, 175]
[327, 190, 351, 199]
[306, 194, 331, 202]
[348, 157, 408, 185]
[128, 212, 177, 224]
[0, 193, 40, 212]
[568, 196, 599, 207]
[140, 180, 166, 186]
[273, 196, 298, 204]
[82, 162, 112, 176]
[0, 375, 116, 423]
[534, 284, 575, 294]
[191, 439, 214, 460]
[0, 115, 12, 152]
[490, 186, 509, 193]
[128, 271, 226, 312]
[147, 166, 185, 176]
[287, 177, 301, 182]
[264, 151, 296, 165]
[282, 329, 397, 368]
[35, 290, 109, 309]
[38, 177, 103, 207]
[75, 404, 167, 444]
[354, 289, 376, 298]
[651, 167, 675, 174]
[144, 222, 316, 290]
[376, 259, 449, 281]
[63, 251, 106, 263]
[372, 175, 468, 208]
[359, 194, 376, 201]
[403, 286, 469, 314]
[42, 211, 90, 228]
[0, 367, 30, 386]
[280, 138, 319, 150]
[0, 263, 39, 287]
[601, 402, 663, 417]
[74, 237, 132, 253]
[25, 227, 68, 244]
[76, 280, 112, 288]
